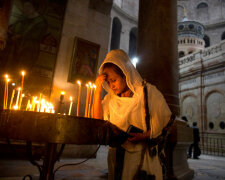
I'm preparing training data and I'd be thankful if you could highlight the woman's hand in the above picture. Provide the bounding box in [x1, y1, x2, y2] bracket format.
[92, 74, 106, 119]
[128, 130, 150, 143]
[95, 74, 107, 93]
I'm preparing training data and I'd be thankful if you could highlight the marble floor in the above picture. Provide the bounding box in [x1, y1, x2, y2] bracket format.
[0, 146, 225, 180]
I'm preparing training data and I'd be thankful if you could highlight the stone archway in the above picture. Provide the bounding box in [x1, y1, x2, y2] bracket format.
[110, 17, 122, 50]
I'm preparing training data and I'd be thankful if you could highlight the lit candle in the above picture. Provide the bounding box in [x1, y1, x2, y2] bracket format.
[90, 84, 96, 117]
[3, 75, 9, 109]
[19, 94, 24, 110]
[76, 80, 81, 116]
[31, 96, 37, 111]
[60, 91, 65, 102]
[40, 99, 46, 112]
[88, 84, 93, 117]
[37, 93, 42, 112]
[26, 99, 30, 111]
[68, 96, 73, 115]
[18, 71, 25, 110]
[9, 89, 15, 109]
[15, 88, 21, 108]
[84, 84, 90, 117]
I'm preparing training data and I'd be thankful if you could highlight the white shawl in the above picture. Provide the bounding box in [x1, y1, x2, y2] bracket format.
[99, 49, 171, 151]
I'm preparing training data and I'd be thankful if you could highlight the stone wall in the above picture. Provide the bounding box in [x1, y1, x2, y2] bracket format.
[178, 0, 225, 46]
[51, 0, 112, 114]
[179, 40, 225, 133]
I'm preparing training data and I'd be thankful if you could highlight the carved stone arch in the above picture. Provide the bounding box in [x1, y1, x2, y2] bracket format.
[196, 2, 209, 22]
[205, 90, 225, 131]
[110, 17, 122, 50]
[181, 94, 198, 126]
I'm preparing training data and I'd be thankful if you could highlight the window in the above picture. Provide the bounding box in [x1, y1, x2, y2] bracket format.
[197, 3, 209, 22]
[203, 35, 210, 47]
[197, 2, 208, 9]
[110, 17, 122, 50]
[209, 122, 214, 129]
[179, 51, 185, 58]
[219, 122, 225, 129]
[129, 27, 138, 59]
[222, 32, 225, 41]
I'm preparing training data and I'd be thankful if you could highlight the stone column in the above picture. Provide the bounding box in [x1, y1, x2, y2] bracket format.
[137, 0, 194, 179]
[137, 0, 179, 115]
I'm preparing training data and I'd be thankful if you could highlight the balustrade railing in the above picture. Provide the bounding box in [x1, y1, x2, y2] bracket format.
[200, 133, 225, 157]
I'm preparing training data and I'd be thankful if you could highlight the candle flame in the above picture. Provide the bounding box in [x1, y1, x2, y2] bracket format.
[4, 74, 8, 79]
[21, 71, 25, 76]
[7, 79, 10, 82]
[77, 80, 81, 85]
[61, 91, 65, 95]
[70, 96, 73, 101]
[93, 84, 96, 89]
[22, 94, 25, 97]
[86, 84, 89, 88]
[13, 105, 18, 110]
[12, 83, 15, 86]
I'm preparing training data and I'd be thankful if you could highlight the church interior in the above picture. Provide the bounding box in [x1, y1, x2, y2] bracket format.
[0, 0, 224, 179]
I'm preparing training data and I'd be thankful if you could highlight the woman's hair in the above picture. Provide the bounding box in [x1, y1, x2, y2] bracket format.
[103, 63, 125, 78]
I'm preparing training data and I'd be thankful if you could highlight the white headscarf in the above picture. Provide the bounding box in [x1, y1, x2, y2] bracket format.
[99, 49, 145, 132]
[99, 49, 143, 95]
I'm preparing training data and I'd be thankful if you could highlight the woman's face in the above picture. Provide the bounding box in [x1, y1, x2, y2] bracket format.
[103, 67, 128, 95]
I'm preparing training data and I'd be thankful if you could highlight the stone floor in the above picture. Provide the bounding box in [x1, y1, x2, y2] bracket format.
[0, 146, 225, 180]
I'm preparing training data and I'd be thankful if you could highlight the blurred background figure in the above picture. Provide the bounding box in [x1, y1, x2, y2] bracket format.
[188, 122, 201, 159]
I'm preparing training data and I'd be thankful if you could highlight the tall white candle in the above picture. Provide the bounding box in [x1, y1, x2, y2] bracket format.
[9, 89, 15, 109]
[15, 88, 21, 108]
[85, 84, 90, 117]
[68, 96, 73, 115]
[3, 75, 9, 109]
[76, 80, 81, 116]
[88, 84, 93, 117]
[19, 71, 25, 110]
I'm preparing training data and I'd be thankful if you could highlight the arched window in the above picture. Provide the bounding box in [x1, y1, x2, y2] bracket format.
[203, 35, 210, 47]
[221, 31, 225, 41]
[110, 17, 122, 50]
[129, 27, 138, 59]
[179, 51, 185, 58]
[197, 2, 209, 22]
[197, 2, 208, 9]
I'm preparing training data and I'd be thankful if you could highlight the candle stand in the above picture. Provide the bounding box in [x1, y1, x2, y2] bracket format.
[0, 110, 128, 180]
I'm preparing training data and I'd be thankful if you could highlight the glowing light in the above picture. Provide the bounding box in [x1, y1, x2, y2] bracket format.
[13, 105, 18, 110]
[132, 57, 138, 68]
[21, 71, 25, 76]
[77, 80, 81, 86]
